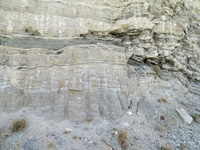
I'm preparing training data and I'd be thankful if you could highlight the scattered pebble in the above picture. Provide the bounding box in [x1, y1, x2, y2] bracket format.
[160, 116, 165, 120]
[127, 111, 133, 116]
[122, 122, 130, 127]
[64, 128, 72, 134]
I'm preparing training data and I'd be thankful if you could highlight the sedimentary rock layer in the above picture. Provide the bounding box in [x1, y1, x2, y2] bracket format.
[0, 0, 200, 120]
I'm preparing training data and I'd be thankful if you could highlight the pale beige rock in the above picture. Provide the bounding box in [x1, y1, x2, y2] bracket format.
[0, 0, 200, 122]
[110, 17, 154, 34]
[176, 108, 193, 125]
[0, 44, 128, 121]
[154, 22, 184, 36]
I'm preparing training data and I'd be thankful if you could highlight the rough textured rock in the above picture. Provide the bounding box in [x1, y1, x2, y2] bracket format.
[176, 108, 193, 125]
[0, 0, 200, 123]
[0, 44, 128, 121]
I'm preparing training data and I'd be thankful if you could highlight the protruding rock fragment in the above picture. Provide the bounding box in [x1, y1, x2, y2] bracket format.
[153, 65, 161, 76]
[176, 108, 193, 124]
[64, 128, 72, 134]
[122, 122, 130, 127]
[127, 111, 133, 116]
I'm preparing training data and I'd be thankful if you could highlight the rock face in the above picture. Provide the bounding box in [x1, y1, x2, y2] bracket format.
[0, 0, 200, 121]
[0, 44, 129, 121]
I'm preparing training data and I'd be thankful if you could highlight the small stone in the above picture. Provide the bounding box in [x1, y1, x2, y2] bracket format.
[143, 66, 146, 70]
[64, 128, 72, 134]
[88, 140, 93, 147]
[127, 111, 133, 116]
[83, 138, 89, 145]
[122, 122, 130, 126]
[153, 65, 161, 76]
[161, 15, 167, 21]
[137, 112, 142, 116]
[114, 131, 118, 136]
[176, 108, 193, 124]
[160, 116, 165, 120]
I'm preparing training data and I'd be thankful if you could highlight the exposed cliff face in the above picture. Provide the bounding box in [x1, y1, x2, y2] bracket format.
[0, 0, 200, 121]
[1, 1, 200, 150]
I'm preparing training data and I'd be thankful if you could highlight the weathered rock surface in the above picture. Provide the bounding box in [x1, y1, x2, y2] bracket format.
[1, 1, 200, 149]
[0, 44, 128, 121]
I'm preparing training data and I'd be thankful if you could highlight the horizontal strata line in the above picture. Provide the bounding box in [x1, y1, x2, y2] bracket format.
[0, 36, 125, 50]
[0, 2, 115, 9]
[0, 6, 114, 22]
[0, 62, 126, 69]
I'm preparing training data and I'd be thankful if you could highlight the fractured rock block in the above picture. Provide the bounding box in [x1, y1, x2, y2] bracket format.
[176, 108, 193, 125]
[154, 22, 184, 36]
